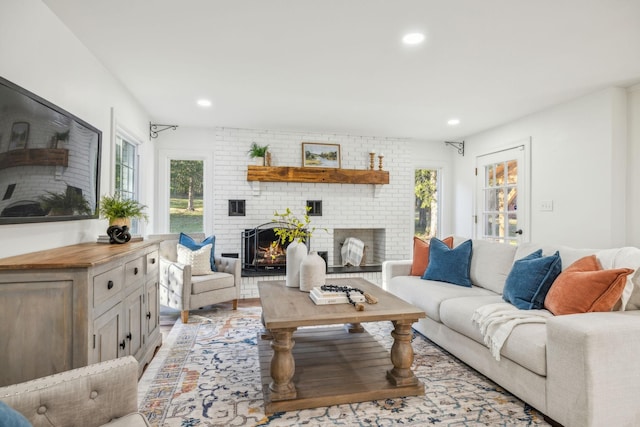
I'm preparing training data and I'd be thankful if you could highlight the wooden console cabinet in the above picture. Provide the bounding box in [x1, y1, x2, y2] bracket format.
[0, 240, 162, 386]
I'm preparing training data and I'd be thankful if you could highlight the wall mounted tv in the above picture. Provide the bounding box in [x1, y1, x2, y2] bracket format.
[0, 76, 101, 224]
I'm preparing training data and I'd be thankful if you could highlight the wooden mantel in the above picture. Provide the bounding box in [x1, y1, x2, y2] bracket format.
[246, 166, 389, 185]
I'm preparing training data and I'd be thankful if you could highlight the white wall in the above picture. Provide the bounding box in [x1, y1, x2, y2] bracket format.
[453, 87, 629, 248]
[0, 0, 151, 258]
[154, 126, 452, 297]
[627, 84, 640, 247]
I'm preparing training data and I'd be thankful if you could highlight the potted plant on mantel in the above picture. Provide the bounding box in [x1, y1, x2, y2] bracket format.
[248, 142, 269, 166]
[273, 207, 326, 291]
[99, 193, 148, 229]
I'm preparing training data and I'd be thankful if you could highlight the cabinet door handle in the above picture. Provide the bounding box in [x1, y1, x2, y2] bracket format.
[146, 312, 152, 319]
[107, 280, 114, 290]
[134, 267, 139, 275]
[126, 332, 132, 341]
[119, 340, 126, 350]
[151, 258, 156, 264]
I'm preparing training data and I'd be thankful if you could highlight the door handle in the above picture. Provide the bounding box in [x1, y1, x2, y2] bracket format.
[515, 229, 523, 235]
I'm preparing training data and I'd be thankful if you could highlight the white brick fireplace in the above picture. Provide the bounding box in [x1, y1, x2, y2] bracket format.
[156, 126, 451, 299]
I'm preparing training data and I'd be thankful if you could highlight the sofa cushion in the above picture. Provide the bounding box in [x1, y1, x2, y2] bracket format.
[388, 275, 496, 322]
[596, 247, 640, 311]
[423, 238, 472, 287]
[439, 296, 548, 376]
[191, 272, 235, 294]
[469, 239, 517, 294]
[544, 255, 633, 315]
[502, 249, 562, 309]
[410, 236, 453, 276]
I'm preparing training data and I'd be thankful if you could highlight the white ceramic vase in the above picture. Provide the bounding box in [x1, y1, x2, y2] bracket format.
[285, 241, 307, 288]
[299, 251, 326, 292]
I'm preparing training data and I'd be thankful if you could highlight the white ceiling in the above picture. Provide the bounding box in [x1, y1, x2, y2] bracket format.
[43, 0, 640, 141]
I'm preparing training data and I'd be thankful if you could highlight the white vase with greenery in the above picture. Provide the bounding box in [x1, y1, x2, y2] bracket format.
[273, 207, 319, 288]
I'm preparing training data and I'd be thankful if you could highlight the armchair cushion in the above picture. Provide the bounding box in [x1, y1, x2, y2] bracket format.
[177, 243, 214, 276]
[0, 401, 31, 426]
[179, 232, 217, 271]
[191, 272, 235, 294]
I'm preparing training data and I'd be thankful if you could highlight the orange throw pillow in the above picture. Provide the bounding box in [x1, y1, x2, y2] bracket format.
[544, 255, 633, 315]
[410, 236, 454, 276]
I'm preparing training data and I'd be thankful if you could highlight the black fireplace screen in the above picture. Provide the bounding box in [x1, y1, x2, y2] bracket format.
[242, 222, 309, 271]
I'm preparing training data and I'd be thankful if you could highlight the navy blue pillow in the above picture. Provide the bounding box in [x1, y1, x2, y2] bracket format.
[422, 238, 473, 287]
[0, 401, 31, 426]
[178, 232, 217, 272]
[502, 249, 562, 310]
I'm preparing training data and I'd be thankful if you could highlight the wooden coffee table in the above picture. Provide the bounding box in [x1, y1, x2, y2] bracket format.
[257, 277, 426, 414]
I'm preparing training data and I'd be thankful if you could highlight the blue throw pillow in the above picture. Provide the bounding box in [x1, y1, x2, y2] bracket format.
[179, 232, 217, 272]
[0, 401, 31, 426]
[502, 249, 562, 310]
[422, 238, 473, 287]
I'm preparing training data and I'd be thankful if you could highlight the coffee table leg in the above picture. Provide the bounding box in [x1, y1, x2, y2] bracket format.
[386, 319, 419, 386]
[269, 328, 297, 400]
[344, 322, 364, 333]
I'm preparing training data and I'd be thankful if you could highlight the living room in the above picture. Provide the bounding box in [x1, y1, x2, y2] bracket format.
[1, 1, 640, 426]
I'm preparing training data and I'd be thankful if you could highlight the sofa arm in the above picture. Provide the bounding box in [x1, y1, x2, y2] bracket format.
[546, 311, 640, 427]
[381, 260, 412, 290]
[159, 257, 191, 311]
[0, 356, 148, 427]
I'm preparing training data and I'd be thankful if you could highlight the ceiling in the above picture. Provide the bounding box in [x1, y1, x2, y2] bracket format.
[43, 0, 640, 141]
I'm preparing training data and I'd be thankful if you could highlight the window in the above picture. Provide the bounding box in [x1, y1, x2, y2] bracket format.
[476, 144, 529, 244]
[414, 168, 440, 239]
[169, 159, 204, 232]
[115, 134, 139, 232]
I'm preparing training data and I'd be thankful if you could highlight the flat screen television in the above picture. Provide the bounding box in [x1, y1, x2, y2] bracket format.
[0, 76, 101, 224]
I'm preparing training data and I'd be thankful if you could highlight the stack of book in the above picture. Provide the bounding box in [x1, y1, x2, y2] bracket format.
[96, 235, 143, 244]
[309, 286, 365, 305]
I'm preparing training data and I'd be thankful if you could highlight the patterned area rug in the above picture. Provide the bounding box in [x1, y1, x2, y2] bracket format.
[138, 306, 550, 426]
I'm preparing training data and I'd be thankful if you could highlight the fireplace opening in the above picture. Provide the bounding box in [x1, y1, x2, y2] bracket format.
[241, 222, 309, 275]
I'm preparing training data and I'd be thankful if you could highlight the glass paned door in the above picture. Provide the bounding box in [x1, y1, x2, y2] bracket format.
[414, 168, 440, 239]
[476, 146, 527, 244]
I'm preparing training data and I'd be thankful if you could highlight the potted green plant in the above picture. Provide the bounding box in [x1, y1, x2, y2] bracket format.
[40, 188, 92, 216]
[99, 193, 148, 228]
[248, 142, 269, 166]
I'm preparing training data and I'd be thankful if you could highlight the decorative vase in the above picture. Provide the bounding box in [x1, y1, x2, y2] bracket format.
[254, 156, 265, 166]
[285, 241, 307, 288]
[299, 251, 326, 292]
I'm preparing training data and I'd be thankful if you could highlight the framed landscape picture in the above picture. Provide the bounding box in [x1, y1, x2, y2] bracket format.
[302, 142, 341, 168]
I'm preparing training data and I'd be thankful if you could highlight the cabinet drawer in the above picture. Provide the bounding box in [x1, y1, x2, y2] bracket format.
[125, 257, 145, 286]
[146, 250, 159, 275]
[93, 266, 124, 308]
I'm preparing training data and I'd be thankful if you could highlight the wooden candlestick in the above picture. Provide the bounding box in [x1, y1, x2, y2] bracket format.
[378, 155, 384, 171]
[369, 152, 375, 170]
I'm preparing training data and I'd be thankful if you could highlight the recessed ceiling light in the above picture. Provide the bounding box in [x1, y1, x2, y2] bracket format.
[402, 32, 425, 45]
[447, 118, 460, 126]
[197, 99, 212, 107]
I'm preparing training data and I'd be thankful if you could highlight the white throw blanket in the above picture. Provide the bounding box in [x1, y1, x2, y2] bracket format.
[341, 237, 365, 266]
[471, 303, 552, 361]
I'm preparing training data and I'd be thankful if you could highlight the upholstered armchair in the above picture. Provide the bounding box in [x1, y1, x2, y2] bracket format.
[153, 233, 241, 323]
[0, 356, 149, 427]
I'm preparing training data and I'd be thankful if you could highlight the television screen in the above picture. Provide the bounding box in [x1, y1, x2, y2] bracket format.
[0, 76, 101, 224]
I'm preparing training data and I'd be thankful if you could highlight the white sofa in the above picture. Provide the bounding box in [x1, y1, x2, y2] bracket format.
[383, 238, 640, 427]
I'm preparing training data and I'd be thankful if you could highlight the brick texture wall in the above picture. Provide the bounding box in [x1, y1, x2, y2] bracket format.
[210, 127, 415, 299]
